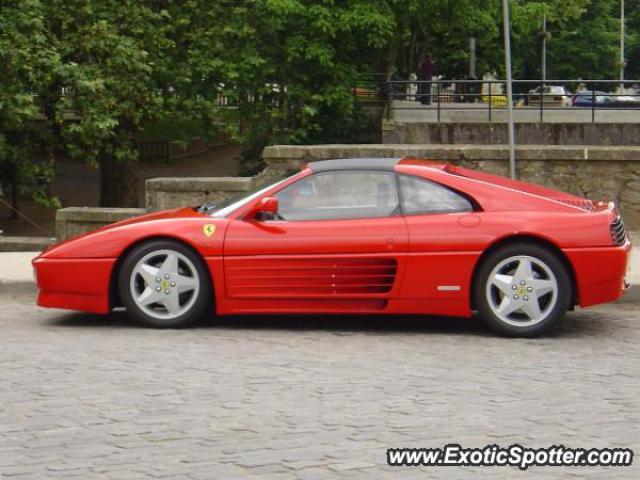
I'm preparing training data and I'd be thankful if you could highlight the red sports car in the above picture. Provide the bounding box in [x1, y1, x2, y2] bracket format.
[33, 158, 631, 336]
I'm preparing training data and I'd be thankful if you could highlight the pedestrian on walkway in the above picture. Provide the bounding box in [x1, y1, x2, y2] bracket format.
[419, 53, 436, 105]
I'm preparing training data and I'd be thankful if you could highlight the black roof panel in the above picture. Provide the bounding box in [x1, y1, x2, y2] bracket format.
[307, 157, 401, 172]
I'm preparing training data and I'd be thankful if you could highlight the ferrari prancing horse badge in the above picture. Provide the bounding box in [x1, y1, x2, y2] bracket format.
[203, 224, 216, 237]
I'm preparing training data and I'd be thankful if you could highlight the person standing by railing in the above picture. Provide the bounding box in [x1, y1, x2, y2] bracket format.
[419, 54, 436, 105]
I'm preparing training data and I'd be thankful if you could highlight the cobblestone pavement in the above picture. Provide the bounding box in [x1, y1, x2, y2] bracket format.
[1, 292, 639, 479]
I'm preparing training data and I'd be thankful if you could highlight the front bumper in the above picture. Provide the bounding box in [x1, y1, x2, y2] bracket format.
[32, 257, 115, 314]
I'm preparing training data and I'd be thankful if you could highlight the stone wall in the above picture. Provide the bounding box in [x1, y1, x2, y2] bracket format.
[54, 143, 640, 241]
[56, 177, 254, 240]
[382, 122, 640, 146]
[145, 177, 253, 211]
[263, 144, 640, 228]
[56, 207, 146, 241]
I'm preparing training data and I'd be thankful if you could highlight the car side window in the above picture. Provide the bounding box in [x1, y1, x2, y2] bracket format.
[276, 171, 400, 221]
[399, 174, 472, 214]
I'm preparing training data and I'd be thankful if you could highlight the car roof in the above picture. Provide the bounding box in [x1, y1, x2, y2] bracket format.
[306, 157, 452, 172]
[307, 157, 401, 172]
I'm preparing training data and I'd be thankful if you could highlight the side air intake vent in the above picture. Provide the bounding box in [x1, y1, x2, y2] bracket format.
[226, 257, 398, 297]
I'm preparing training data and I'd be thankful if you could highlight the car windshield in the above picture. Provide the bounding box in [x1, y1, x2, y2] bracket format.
[200, 173, 296, 218]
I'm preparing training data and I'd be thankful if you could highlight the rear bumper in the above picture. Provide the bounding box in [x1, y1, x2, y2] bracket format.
[32, 257, 115, 314]
[565, 241, 632, 308]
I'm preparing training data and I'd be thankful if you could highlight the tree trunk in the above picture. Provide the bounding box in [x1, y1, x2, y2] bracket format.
[10, 164, 18, 220]
[409, 33, 417, 74]
[43, 82, 62, 156]
[4, 154, 19, 220]
[99, 155, 138, 207]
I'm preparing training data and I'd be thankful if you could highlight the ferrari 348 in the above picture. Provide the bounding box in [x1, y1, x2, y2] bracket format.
[33, 158, 631, 336]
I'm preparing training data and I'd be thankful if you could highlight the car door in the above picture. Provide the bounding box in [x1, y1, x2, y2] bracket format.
[396, 173, 482, 317]
[223, 170, 409, 313]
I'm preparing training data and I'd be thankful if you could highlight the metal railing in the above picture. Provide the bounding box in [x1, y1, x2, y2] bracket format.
[354, 77, 640, 123]
[26, 78, 640, 124]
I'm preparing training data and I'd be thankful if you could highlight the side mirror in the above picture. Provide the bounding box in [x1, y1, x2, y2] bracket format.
[248, 196, 279, 219]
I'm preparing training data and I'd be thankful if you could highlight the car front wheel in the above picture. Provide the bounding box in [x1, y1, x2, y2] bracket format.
[118, 240, 212, 328]
[474, 243, 572, 337]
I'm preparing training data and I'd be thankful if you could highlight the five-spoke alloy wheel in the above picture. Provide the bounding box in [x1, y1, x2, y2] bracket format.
[119, 240, 212, 328]
[474, 243, 572, 337]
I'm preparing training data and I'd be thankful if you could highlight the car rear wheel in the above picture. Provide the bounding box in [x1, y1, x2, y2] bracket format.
[118, 240, 212, 328]
[474, 243, 572, 337]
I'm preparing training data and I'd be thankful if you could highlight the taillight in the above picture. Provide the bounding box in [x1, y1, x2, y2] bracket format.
[610, 216, 627, 246]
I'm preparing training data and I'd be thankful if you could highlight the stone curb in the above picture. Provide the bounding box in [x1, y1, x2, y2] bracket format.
[0, 236, 57, 252]
[0, 280, 37, 296]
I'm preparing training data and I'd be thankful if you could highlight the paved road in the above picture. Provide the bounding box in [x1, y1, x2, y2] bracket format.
[1, 292, 639, 479]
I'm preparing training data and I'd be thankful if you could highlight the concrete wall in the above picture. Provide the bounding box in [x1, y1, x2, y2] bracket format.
[263, 144, 640, 228]
[382, 122, 640, 146]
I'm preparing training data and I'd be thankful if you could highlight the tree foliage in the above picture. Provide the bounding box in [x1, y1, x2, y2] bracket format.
[169, 0, 396, 173]
[1, 0, 639, 208]
[388, 0, 501, 77]
[0, 0, 58, 211]
[38, 0, 177, 206]
[514, 0, 621, 81]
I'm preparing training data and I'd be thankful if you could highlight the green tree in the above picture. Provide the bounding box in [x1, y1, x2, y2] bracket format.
[4, 0, 638, 214]
[544, 0, 619, 80]
[389, 0, 501, 79]
[0, 0, 58, 215]
[166, 0, 396, 174]
[619, 0, 640, 80]
[39, 0, 175, 207]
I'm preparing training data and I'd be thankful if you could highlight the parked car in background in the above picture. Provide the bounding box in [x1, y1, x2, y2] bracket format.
[527, 86, 572, 107]
[572, 90, 640, 108]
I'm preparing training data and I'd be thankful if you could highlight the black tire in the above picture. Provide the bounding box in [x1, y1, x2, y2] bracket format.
[118, 239, 213, 328]
[474, 242, 572, 337]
